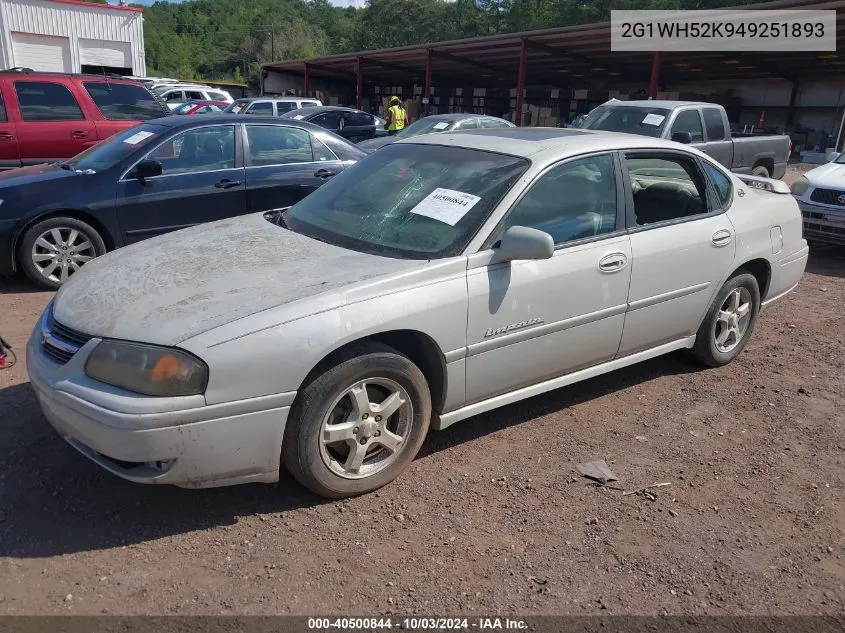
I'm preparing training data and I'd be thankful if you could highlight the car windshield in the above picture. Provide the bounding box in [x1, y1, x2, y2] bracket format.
[63, 124, 166, 172]
[579, 105, 670, 137]
[396, 118, 455, 138]
[281, 143, 529, 259]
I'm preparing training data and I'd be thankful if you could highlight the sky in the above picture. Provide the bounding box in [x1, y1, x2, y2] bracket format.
[122, 0, 369, 6]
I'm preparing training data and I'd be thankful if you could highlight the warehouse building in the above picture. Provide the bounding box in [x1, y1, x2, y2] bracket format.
[262, 0, 845, 153]
[0, 0, 145, 76]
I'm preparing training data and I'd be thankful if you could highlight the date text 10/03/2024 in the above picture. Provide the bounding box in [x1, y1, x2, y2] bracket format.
[307, 618, 528, 630]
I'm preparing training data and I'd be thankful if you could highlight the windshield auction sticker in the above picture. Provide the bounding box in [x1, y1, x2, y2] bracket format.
[642, 113, 665, 126]
[410, 188, 481, 226]
[123, 131, 155, 145]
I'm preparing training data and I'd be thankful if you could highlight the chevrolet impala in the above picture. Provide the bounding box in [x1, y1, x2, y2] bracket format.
[27, 128, 809, 498]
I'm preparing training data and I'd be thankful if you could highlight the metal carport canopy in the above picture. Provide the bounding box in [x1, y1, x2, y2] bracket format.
[263, 0, 845, 115]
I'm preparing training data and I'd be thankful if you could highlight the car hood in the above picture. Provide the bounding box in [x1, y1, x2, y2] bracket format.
[52, 213, 424, 347]
[357, 136, 396, 152]
[804, 161, 845, 188]
[0, 163, 79, 188]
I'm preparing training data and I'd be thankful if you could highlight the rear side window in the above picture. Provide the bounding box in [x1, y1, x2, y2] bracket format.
[703, 162, 733, 207]
[703, 108, 727, 141]
[83, 82, 165, 120]
[302, 101, 321, 108]
[625, 154, 710, 225]
[245, 124, 316, 165]
[208, 92, 228, 101]
[276, 102, 297, 114]
[344, 112, 373, 127]
[15, 81, 84, 121]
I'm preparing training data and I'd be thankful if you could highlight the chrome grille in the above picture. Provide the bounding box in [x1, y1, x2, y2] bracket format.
[809, 188, 845, 206]
[40, 309, 93, 366]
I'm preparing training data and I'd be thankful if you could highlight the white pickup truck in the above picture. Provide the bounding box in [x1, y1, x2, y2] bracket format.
[577, 100, 791, 180]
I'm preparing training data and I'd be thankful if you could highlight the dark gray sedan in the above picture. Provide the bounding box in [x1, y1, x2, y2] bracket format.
[282, 106, 378, 144]
[357, 113, 514, 152]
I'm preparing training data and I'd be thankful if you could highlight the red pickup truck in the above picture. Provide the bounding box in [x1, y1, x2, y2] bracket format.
[0, 70, 168, 169]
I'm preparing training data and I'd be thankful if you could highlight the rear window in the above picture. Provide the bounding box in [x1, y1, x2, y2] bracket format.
[15, 81, 84, 122]
[83, 82, 166, 121]
[208, 91, 228, 101]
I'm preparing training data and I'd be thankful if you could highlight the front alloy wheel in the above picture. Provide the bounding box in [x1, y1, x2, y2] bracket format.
[31, 227, 96, 284]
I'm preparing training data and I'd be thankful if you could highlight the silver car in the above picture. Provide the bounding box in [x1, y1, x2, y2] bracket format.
[27, 129, 809, 498]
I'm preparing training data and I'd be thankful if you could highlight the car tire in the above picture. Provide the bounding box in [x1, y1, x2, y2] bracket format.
[751, 164, 771, 178]
[282, 342, 432, 498]
[690, 272, 761, 368]
[18, 216, 107, 290]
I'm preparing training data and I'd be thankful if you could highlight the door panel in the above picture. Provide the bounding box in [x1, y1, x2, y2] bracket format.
[0, 86, 20, 169]
[465, 152, 630, 404]
[618, 152, 736, 356]
[465, 237, 632, 404]
[12, 79, 96, 163]
[243, 124, 344, 211]
[116, 125, 245, 243]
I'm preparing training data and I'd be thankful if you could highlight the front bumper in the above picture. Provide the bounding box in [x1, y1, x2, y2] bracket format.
[797, 200, 845, 246]
[26, 317, 293, 489]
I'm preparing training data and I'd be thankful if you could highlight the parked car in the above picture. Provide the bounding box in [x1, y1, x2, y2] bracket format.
[0, 70, 168, 169]
[578, 100, 791, 179]
[282, 106, 378, 143]
[26, 129, 807, 498]
[358, 113, 515, 152]
[153, 84, 233, 109]
[790, 151, 845, 245]
[0, 114, 366, 289]
[171, 100, 230, 115]
[226, 97, 323, 116]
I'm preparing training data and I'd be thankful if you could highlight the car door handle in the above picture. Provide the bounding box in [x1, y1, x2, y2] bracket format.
[0, 131, 13, 140]
[598, 252, 628, 273]
[712, 229, 733, 247]
[214, 179, 241, 189]
[71, 130, 88, 139]
[314, 169, 336, 179]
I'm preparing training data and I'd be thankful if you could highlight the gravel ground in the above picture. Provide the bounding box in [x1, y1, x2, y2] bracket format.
[0, 164, 842, 616]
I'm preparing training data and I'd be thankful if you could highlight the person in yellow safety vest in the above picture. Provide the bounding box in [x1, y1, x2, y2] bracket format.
[385, 96, 409, 135]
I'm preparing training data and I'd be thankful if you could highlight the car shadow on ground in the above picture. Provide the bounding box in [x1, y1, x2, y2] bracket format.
[807, 245, 845, 279]
[0, 350, 701, 559]
[0, 274, 51, 295]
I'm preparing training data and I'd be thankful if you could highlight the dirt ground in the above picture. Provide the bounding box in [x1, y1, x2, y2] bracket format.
[0, 164, 842, 616]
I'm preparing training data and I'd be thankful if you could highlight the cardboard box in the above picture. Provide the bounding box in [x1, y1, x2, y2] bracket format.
[573, 89, 589, 100]
[473, 87, 487, 97]
[656, 91, 680, 100]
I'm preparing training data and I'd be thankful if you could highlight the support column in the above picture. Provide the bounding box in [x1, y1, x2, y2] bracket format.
[785, 79, 799, 127]
[649, 51, 662, 99]
[303, 63, 310, 97]
[424, 48, 433, 117]
[356, 57, 363, 110]
[515, 38, 527, 126]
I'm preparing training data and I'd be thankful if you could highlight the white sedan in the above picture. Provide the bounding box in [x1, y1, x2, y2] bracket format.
[790, 153, 845, 245]
[28, 129, 808, 498]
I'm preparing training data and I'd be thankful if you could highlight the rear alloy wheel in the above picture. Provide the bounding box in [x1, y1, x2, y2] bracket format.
[691, 272, 761, 367]
[283, 342, 431, 498]
[19, 217, 106, 290]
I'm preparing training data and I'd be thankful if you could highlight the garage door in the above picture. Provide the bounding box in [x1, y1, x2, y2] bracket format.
[11, 32, 72, 73]
[79, 38, 131, 69]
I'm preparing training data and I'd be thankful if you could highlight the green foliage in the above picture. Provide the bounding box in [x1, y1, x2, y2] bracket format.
[115, 0, 783, 83]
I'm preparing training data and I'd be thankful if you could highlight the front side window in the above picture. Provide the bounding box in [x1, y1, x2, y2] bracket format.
[147, 125, 236, 175]
[15, 81, 84, 121]
[702, 108, 727, 141]
[246, 125, 314, 165]
[502, 154, 617, 245]
[83, 82, 165, 120]
[246, 101, 273, 115]
[625, 154, 709, 226]
[311, 112, 343, 130]
[282, 143, 529, 259]
[164, 91, 184, 103]
[703, 162, 733, 207]
[185, 91, 205, 101]
[671, 110, 704, 142]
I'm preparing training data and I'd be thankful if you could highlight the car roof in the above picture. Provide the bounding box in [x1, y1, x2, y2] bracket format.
[423, 113, 504, 122]
[286, 106, 362, 116]
[144, 113, 329, 131]
[603, 100, 715, 109]
[239, 97, 317, 103]
[0, 70, 143, 84]
[404, 127, 696, 161]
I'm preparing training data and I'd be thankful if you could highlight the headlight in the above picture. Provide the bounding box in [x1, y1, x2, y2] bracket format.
[790, 176, 810, 197]
[85, 340, 208, 397]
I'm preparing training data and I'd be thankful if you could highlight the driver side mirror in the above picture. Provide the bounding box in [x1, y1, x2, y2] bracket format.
[671, 131, 693, 144]
[492, 226, 554, 263]
[135, 159, 162, 184]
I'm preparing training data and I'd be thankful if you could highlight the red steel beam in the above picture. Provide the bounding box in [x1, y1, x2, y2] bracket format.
[649, 51, 661, 99]
[356, 56, 364, 110]
[424, 48, 432, 117]
[515, 38, 527, 126]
